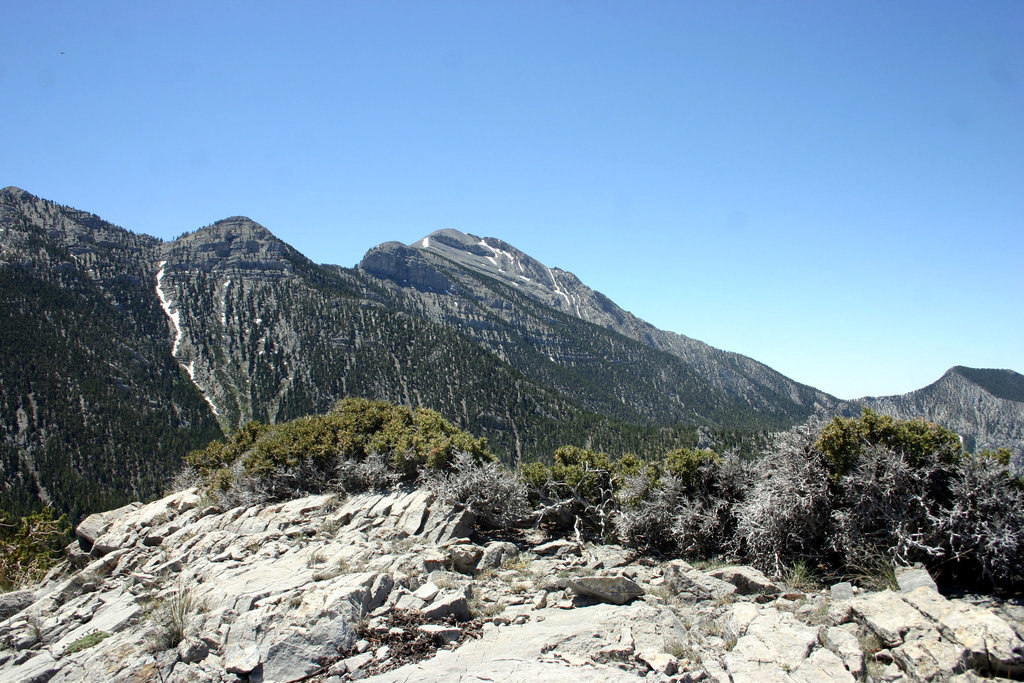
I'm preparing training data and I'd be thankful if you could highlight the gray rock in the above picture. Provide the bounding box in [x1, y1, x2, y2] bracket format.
[896, 566, 939, 593]
[3, 652, 58, 683]
[533, 539, 579, 557]
[830, 581, 855, 601]
[708, 565, 781, 596]
[479, 541, 519, 570]
[903, 586, 1024, 674]
[176, 636, 210, 664]
[849, 590, 933, 647]
[565, 576, 644, 605]
[663, 560, 737, 600]
[423, 593, 471, 622]
[892, 631, 968, 681]
[261, 616, 355, 683]
[0, 590, 35, 620]
[418, 624, 462, 643]
[448, 544, 484, 574]
[583, 544, 633, 570]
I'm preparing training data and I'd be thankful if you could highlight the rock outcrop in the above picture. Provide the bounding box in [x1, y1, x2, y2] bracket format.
[2, 487, 1023, 682]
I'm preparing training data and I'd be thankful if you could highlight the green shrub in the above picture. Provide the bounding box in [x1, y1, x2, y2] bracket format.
[663, 447, 722, 490]
[185, 398, 492, 503]
[0, 506, 69, 591]
[817, 408, 963, 476]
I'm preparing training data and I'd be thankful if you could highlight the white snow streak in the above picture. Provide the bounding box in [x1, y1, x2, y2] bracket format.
[421, 237, 430, 249]
[155, 261, 184, 356]
[546, 266, 572, 309]
[155, 261, 220, 416]
[220, 280, 231, 325]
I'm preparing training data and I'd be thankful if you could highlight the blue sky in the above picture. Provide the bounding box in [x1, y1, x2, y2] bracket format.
[2, 1, 1021, 400]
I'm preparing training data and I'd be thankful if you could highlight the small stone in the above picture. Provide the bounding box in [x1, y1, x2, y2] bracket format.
[342, 652, 373, 674]
[418, 624, 462, 643]
[176, 637, 209, 664]
[830, 582, 855, 601]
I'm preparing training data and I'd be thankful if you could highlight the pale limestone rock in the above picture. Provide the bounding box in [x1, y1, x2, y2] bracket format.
[423, 592, 471, 621]
[892, 631, 968, 681]
[903, 586, 1024, 674]
[743, 608, 819, 670]
[791, 647, 855, 683]
[709, 565, 781, 596]
[724, 601, 760, 640]
[479, 541, 519, 569]
[448, 543, 484, 574]
[565, 576, 644, 605]
[849, 590, 933, 647]
[823, 625, 865, 678]
[663, 560, 736, 601]
[896, 566, 939, 594]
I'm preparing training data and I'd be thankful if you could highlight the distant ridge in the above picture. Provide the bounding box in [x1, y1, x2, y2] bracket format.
[1, 186, 1021, 519]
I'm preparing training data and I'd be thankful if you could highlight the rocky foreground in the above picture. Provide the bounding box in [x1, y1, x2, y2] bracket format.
[1, 488, 1023, 683]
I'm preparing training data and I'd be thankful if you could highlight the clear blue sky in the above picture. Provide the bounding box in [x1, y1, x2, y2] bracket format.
[2, 1, 1021, 400]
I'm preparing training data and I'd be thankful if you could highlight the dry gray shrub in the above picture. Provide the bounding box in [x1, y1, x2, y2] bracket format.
[335, 452, 400, 493]
[616, 454, 749, 558]
[939, 455, 1024, 587]
[614, 472, 683, 554]
[422, 451, 528, 529]
[830, 443, 948, 569]
[733, 425, 833, 576]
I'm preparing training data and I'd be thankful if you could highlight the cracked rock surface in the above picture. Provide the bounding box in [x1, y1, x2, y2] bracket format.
[1, 487, 1022, 683]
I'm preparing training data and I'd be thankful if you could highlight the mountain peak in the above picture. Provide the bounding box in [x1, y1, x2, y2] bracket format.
[165, 216, 300, 276]
[946, 366, 1024, 403]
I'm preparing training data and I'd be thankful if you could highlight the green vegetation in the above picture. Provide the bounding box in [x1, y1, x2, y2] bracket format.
[0, 506, 69, 591]
[65, 630, 112, 654]
[816, 408, 963, 475]
[187, 398, 493, 502]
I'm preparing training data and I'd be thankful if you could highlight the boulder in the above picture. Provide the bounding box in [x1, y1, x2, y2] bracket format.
[663, 560, 736, 600]
[565, 576, 644, 605]
[479, 541, 519, 570]
[0, 590, 35, 620]
[448, 544, 484, 574]
[261, 616, 355, 683]
[896, 566, 939, 594]
[423, 592, 471, 621]
[708, 565, 781, 596]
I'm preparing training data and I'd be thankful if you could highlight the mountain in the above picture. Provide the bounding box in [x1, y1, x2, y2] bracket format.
[1, 187, 1021, 519]
[0, 188, 222, 520]
[863, 366, 1024, 458]
[361, 229, 838, 421]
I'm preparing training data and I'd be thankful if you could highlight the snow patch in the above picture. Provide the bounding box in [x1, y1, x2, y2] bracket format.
[546, 266, 573, 309]
[421, 237, 430, 249]
[155, 261, 185, 356]
[155, 261, 220, 417]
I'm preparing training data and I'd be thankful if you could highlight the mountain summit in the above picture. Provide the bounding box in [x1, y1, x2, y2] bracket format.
[1, 188, 1021, 520]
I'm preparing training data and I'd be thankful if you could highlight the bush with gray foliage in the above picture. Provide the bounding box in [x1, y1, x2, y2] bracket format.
[421, 451, 529, 529]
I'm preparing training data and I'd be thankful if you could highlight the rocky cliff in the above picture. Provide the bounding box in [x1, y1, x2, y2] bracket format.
[864, 367, 1024, 465]
[2, 487, 1022, 682]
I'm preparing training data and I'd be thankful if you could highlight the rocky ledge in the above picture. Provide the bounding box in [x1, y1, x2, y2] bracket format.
[2, 488, 1023, 683]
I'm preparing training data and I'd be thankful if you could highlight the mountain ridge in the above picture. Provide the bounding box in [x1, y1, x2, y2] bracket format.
[1, 186, 1021, 519]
